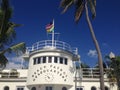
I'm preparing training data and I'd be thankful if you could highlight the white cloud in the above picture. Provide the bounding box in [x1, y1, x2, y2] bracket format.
[5, 62, 22, 69]
[87, 49, 97, 58]
[7, 56, 23, 63]
[5, 56, 24, 69]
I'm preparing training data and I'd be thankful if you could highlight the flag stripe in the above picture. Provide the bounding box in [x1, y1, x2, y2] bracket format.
[46, 20, 54, 33]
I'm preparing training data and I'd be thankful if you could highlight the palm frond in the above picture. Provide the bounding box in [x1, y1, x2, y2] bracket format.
[0, 54, 8, 70]
[93, 0, 96, 7]
[88, 0, 96, 19]
[75, 1, 84, 23]
[10, 42, 26, 55]
[0, 0, 12, 34]
[60, 0, 74, 13]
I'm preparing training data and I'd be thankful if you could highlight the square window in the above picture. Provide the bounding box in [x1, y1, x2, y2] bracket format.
[46, 86, 52, 90]
[17, 86, 24, 90]
[43, 57, 46, 63]
[64, 58, 68, 65]
[60, 57, 63, 64]
[38, 57, 41, 64]
[48, 56, 52, 63]
[33, 58, 36, 65]
[76, 87, 83, 90]
[54, 57, 58, 63]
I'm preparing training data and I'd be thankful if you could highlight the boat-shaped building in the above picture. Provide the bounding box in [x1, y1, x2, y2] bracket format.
[0, 38, 117, 90]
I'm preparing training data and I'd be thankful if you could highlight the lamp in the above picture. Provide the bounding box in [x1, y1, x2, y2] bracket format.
[109, 52, 115, 59]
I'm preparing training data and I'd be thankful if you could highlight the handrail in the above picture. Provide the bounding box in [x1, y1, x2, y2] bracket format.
[25, 40, 78, 55]
[75, 68, 108, 79]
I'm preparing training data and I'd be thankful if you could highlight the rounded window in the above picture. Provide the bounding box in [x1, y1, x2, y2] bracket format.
[31, 87, 36, 90]
[4, 86, 9, 90]
[62, 87, 67, 90]
[91, 86, 96, 90]
[105, 86, 109, 90]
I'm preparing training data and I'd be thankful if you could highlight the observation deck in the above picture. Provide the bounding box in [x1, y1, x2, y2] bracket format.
[23, 40, 79, 60]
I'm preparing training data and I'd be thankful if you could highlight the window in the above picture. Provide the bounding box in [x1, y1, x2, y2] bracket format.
[105, 86, 109, 90]
[54, 57, 58, 63]
[43, 56, 46, 63]
[17, 86, 24, 90]
[33, 58, 37, 65]
[76, 87, 83, 90]
[33, 56, 68, 65]
[4, 86, 9, 90]
[48, 56, 52, 63]
[31, 87, 36, 90]
[60, 57, 63, 64]
[91, 86, 96, 90]
[62, 87, 67, 90]
[64, 58, 68, 65]
[38, 57, 41, 64]
[46, 86, 52, 90]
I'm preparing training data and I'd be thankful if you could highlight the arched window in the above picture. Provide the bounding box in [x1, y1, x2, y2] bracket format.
[4, 86, 9, 90]
[62, 87, 67, 90]
[91, 86, 96, 90]
[105, 86, 109, 90]
[31, 87, 36, 90]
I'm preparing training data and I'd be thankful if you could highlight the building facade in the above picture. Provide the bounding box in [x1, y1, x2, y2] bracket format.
[0, 40, 117, 90]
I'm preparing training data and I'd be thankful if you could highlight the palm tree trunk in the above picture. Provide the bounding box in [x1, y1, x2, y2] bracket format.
[85, 2, 105, 90]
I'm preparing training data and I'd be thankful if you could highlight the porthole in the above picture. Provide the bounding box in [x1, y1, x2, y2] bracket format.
[57, 71, 59, 74]
[47, 69, 49, 72]
[44, 66, 46, 68]
[33, 79, 35, 81]
[57, 67, 59, 69]
[40, 67, 42, 70]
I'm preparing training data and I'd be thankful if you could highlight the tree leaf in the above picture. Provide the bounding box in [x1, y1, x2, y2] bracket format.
[10, 42, 26, 55]
[75, 1, 84, 22]
[88, 0, 96, 19]
[60, 0, 74, 13]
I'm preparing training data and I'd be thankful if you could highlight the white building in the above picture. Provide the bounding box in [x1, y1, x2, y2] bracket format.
[0, 39, 117, 90]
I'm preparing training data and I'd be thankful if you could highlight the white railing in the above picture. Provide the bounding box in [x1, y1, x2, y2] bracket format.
[75, 68, 108, 79]
[25, 40, 78, 55]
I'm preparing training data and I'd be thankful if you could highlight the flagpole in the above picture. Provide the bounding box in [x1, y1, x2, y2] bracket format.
[52, 19, 54, 47]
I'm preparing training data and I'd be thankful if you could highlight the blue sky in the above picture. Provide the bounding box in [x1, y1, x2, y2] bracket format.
[5, 0, 120, 68]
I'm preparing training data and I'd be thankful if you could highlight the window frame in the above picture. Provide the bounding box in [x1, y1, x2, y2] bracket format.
[76, 86, 84, 90]
[46, 86, 53, 90]
[16, 86, 25, 90]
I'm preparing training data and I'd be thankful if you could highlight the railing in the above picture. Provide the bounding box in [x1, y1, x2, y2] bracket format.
[25, 40, 78, 55]
[0, 72, 19, 78]
[75, 68, 108, 79]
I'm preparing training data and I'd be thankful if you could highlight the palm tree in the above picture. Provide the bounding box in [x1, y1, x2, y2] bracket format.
[0, 0, 26, 70]
[60, 0, 105, 90]
[106, 52, 120, 90]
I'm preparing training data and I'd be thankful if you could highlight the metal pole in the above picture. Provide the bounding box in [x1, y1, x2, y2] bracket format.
[52, 19, 54, 47]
